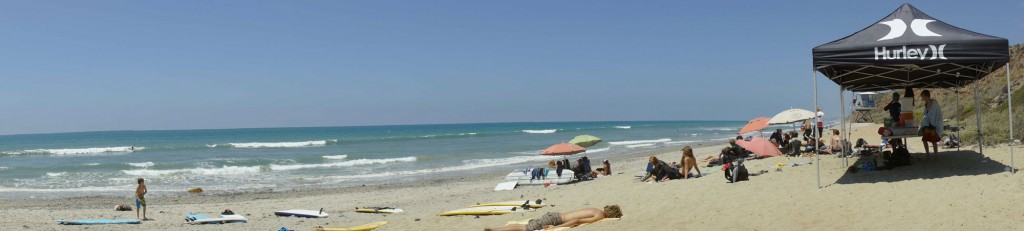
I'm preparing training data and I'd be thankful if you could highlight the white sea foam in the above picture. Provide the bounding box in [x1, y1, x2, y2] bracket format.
[614, 126, 632, 129]
[702, 127, 738, 131]
[84, 163, 101, 166]
[46, 172, 67, 177]
[121, 165, 261, 176]
[206, 144, 218, 148]
[0, 166, 7, 170]
[522, 129, 557, 134]
[327, 155, 557, 181]
[127, 162, 155, 168]
[7, 146, 143, 156]
[664, 141, 698, 145]
[0, 186, 131, 193]
[270, 157, 417, 171]
[322, 155, 349, 160]
[585, 147, 610, 154]
[608, 138, 671, 146]
[626, 144, 655, 148]
[227, 140, 328, 148]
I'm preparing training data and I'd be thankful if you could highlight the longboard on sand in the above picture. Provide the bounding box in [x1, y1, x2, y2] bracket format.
[472, 199, 546, 208]
[354, 207, 404, 214]
[185, 213, 247, 225]
[314, 221, 387, 231]
[275, 209, 329, 218]
[56, 219, 141, 225]
[439, 206, 523, 216]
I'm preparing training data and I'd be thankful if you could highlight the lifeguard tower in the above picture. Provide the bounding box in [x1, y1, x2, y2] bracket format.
[852, 92, 876, 122]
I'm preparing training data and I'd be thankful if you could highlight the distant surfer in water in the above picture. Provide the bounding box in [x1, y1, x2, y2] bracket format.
[484, 205, 622, 231]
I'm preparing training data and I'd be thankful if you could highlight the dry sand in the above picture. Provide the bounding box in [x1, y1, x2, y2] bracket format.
[4, 123, 1024, 230]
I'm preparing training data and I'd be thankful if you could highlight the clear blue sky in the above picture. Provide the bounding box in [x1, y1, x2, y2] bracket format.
[1, 1, 1021, 135]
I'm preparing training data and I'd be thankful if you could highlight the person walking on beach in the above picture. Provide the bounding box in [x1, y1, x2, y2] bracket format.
[919, 90, 943, 160]
[484, 205, 622, 231]
[135, 178, 148, 220]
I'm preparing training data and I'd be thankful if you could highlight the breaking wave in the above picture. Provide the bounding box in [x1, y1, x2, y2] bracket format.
[608, 138, 671, 146]
[614, 126, 632, 129]
[626, 144, 655, 148]
[127, 162, 155, 168]
[327, 155, 557, 181]
[2, 146, 143, 156]
[322, 155, 349, 160]
[269, 157, 417, 171]
[226, 140, 334, 148]
[585, 147, 610, 153]
[121, 165, 261, 176]
[522, 129, 557, 134]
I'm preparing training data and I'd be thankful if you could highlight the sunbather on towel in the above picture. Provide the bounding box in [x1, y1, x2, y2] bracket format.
[484, 205, 622, 231]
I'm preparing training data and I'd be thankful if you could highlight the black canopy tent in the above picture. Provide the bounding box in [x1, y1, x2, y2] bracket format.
[810, 4, 1011, 188]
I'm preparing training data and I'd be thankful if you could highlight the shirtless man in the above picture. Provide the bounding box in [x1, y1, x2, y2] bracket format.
[484, 205, 622, 231]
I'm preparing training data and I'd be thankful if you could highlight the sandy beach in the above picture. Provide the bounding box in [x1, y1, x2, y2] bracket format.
[4, 123, 1024, 230]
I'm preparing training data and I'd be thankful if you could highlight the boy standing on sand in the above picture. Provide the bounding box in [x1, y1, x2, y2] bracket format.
[135, 178, 147, 220]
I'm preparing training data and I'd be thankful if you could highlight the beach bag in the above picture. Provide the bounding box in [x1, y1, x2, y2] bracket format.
[724, 163, 748, 182]
[892, 146, 912, 166]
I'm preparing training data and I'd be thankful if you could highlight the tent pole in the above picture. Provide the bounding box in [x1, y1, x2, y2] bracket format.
[1007, 62, 1014, 174]
[975, 80, 983, 154]
[955, 82, 961, 152]
[813, 69, 820, 189]
[840, 88, 848, 166]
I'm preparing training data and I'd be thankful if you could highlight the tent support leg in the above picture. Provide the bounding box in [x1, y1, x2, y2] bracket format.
[956, 85, 961, 152]
[975, 81, 983, 154]
[840, 88, 847, 166]
[813, 69, 820, 189]
[1007, 62, 1014, 174]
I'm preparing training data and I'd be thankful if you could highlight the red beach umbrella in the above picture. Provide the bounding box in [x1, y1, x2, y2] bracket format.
[737, 117, 770, 134]
[736, 137, 782, 158]
[540, 143, 586, 156]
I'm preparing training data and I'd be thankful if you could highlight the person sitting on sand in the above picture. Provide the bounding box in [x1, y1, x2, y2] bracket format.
[679, 146, 702, 179]
[769, 129, 784, 147]
[829, 129, 843, 154]
[591, 160, 611, 176]
[484, 205, 623, 231]
[640, 156, 682, 182]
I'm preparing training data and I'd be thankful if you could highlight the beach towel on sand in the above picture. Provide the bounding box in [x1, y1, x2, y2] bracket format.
[506, 217, 619, 231]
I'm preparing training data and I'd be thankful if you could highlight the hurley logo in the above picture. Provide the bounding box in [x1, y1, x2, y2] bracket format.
[877, 19, 942, 41]
[873, 18, 946, 60]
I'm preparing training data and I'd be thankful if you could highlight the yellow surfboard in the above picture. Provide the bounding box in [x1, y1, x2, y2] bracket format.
[314, 221, 387, 231]
[471, 200, 546, 208]
[439, 206, 519, 216]
[354, 207, 404, 214]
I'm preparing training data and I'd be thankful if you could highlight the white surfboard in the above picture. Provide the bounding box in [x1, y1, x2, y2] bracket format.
[354, 207, 404, 214]
[275, 209, 329, 218]
[505, 168, 574, 185]
[186, 214, 247, 225]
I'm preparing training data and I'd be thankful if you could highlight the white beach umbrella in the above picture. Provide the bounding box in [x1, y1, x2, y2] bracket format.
[767, 108, 815, 125]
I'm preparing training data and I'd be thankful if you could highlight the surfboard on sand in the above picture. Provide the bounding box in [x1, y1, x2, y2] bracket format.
[185, 213, 247, 225]
[472, 199, 546, 208]
[56, 219, 141, 225]
[313, 221, 387, 231]
[354, 207, 404, 214]
[275, 209, 329, 218]
[494, 180, 518, 191]
[439, 206, 523, 216]
[506, 168, 574, 185]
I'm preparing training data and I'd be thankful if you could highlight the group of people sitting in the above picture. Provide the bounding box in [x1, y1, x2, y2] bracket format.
[640, 146, 703, 182]
[546, 156, 613, 181]
[769, 128, 845, 157]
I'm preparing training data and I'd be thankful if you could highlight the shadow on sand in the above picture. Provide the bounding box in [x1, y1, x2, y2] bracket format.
[834, 149, 1008, 185]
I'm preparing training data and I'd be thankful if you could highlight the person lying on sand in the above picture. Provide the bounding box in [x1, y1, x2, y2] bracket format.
[484, 205, 622, 231]
[591, 160, 611, 176]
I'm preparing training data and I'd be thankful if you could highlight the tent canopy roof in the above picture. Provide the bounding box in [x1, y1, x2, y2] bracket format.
[812, 4, 1009, 91]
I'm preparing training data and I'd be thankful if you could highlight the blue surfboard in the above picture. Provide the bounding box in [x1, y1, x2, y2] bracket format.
[56, 219, 142, 225]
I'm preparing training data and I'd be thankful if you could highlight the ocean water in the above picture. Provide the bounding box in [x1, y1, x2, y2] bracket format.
[0, 121, 748, 198]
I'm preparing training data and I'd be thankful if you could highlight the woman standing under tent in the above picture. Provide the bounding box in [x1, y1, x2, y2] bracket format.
[919, 90, 944, 160]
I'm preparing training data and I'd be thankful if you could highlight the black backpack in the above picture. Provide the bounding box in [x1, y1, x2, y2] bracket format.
[724, 163, 749, 182]
[892, 146, 912, 166]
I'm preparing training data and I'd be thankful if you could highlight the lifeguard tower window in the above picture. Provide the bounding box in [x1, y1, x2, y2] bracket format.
[853, 92, 876, 122]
